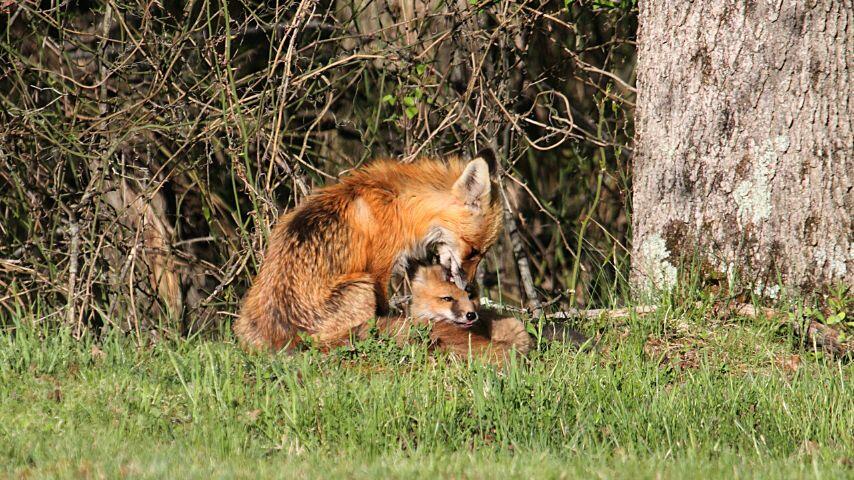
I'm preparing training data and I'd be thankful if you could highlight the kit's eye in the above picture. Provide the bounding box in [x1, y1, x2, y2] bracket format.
[466, 248, 481, 260]
[440, 296, 454, 302]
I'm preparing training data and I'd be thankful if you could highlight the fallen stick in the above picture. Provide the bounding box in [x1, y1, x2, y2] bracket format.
[478, 297, 656, 319]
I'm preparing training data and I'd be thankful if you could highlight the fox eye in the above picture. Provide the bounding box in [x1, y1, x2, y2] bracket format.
[440, 296, 454, 302]
[466, 248, 481, 260]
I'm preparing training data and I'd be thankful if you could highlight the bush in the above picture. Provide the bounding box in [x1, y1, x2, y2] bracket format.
[1, 0, 636, 334]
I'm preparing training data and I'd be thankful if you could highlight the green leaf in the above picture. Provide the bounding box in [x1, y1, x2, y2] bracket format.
[202, 202, 211, 223]
[416, 64, 427, 76]
[405, 106, 418, 119]
[826, 312, 845, 325]
[381, 94, 396, 106]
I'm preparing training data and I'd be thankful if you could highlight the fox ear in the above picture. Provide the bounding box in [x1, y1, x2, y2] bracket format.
[452, 158, 491, 210]
[408, 258, 439, 281]
[410, 267, 426, 285]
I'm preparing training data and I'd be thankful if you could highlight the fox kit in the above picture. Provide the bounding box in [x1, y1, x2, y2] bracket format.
[405, 265, 587, 358]
[408, 265, 533, 363]
[322, 265, 533, 363]
[235, 156, 503, 351]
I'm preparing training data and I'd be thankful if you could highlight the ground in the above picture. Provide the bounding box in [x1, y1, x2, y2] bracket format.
[1, 297, 852, 479]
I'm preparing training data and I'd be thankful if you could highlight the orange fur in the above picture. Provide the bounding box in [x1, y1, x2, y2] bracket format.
[235, 157, 503, 351]
[410, 265, 533, 364]
[428, 315, 533, 366]
[319, 265, 533, 365]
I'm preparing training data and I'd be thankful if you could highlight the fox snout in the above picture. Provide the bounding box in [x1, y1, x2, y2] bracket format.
[453, 307, 478, 328]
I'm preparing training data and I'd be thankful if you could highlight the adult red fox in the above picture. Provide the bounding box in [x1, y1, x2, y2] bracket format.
[235, 156, 503, 351]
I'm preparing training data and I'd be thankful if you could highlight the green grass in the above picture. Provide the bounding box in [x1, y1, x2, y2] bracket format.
[1, 302, 852, 479]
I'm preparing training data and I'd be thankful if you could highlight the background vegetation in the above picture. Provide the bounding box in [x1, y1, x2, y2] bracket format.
[1, 0, 635, 334]
[2, 2, 852, 478]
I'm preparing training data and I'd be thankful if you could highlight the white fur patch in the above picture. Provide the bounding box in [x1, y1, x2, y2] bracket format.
[437, 238, 465, 289]
[392, 225, 465, 288]
[392, 226, 445, 276]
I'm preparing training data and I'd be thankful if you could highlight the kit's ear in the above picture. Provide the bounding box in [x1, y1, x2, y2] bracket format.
[409, 264, 449, 290]
[405, 257, 431, 284]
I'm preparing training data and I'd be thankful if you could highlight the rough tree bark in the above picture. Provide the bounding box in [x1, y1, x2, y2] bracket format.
[632, 0, 853, 296]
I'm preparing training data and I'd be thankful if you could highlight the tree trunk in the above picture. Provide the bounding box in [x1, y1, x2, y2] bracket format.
[632, 0, 853, 297]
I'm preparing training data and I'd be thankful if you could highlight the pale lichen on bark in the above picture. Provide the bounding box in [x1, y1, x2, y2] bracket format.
[638, 234, 678, 291]
[733, 137, 783, 226]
